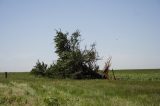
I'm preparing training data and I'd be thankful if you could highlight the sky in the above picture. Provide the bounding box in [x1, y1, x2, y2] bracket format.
[0, 0, 160, 72]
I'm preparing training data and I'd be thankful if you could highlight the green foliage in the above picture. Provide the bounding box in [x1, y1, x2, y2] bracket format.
[54, 30, 70, 58]
[52, 30, 102, 79]
[31, 30, 103, 79]
[31, 60, 48, 76]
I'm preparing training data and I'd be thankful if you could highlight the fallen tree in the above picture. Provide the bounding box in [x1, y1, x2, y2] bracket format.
[31, 30, 111, 79]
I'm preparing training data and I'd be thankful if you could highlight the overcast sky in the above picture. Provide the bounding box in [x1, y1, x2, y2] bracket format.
[0, 0, 160, 72]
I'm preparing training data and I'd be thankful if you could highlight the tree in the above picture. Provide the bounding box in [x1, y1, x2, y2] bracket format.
[52, 30, 102, 79]
[31, 30, 104, 79]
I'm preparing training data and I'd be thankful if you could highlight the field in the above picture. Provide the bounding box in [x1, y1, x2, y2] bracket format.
[0, 69, 160, 106]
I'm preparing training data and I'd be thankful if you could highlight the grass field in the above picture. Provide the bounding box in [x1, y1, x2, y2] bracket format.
[0, 69, 160, 106]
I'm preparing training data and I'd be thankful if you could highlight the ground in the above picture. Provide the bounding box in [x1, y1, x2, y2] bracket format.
[0, 69, 160, 106]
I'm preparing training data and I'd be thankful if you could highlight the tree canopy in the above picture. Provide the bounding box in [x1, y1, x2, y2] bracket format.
[31, 30, 106, 79]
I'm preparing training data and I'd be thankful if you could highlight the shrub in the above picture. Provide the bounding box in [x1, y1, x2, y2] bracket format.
[31, 60, 48, 76]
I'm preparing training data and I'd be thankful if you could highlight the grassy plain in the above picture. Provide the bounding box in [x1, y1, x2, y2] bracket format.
[0, 69, 160, 106]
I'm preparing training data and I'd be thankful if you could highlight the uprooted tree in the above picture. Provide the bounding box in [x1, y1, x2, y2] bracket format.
[31, 30, 111, 79]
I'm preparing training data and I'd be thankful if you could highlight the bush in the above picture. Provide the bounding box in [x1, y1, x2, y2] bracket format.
[31, 60, 48, 76]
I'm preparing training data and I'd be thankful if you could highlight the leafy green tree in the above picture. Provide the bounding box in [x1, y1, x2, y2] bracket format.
[52, 30, 102, 79]
[31, 30, 104, 79]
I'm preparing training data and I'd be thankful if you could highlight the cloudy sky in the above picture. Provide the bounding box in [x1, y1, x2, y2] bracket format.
[0, 0, 160, 72]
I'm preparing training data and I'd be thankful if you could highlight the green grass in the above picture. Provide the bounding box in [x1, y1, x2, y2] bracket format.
[0, 69, 160, 106]
[112, 69, 160, 81]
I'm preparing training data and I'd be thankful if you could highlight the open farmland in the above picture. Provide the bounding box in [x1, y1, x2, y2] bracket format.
[0, 69, 160, 106]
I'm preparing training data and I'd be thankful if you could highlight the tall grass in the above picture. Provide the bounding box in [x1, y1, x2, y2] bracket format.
[0, 69, 160, 106]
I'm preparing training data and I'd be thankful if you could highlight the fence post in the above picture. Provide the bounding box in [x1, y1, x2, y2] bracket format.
[5, 72, 7, 79]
